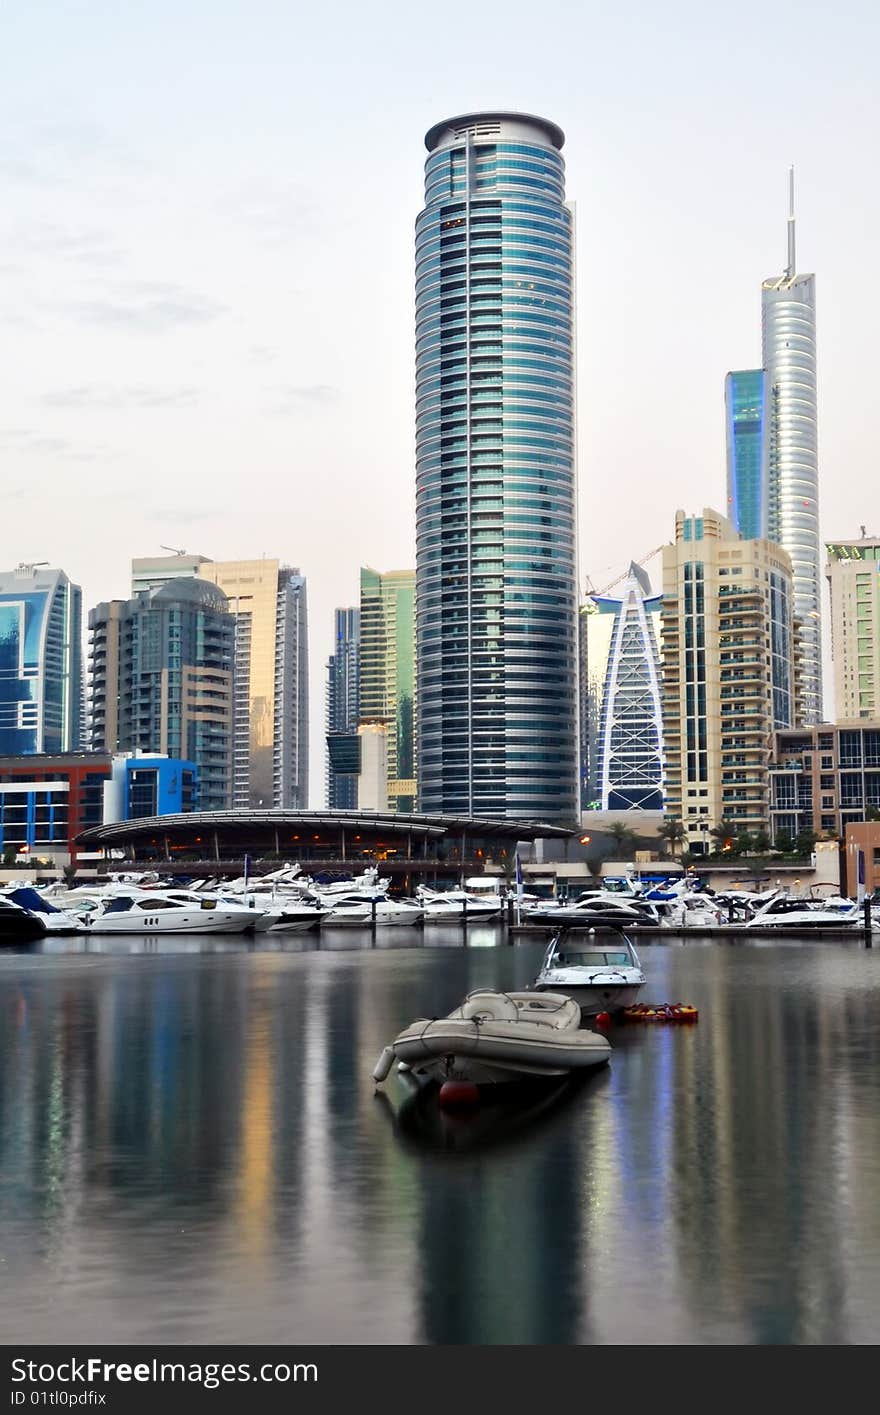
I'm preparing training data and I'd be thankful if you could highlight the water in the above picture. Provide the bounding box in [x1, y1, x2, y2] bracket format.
[2, 929, 880, 1345]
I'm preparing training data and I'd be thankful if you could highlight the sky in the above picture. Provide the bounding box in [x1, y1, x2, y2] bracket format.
[2, 0, 879, 803]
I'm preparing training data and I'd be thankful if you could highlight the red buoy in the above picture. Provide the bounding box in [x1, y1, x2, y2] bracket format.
[594, 1011, 612, 1029]
[439, 1080, 480, 1109]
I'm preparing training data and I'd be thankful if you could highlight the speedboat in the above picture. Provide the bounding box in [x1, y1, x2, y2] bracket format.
[0, 895, 46, 943]
[0, 886, 81, 934]
[251, 900, 325, 932]
[532, 926, 646, 1015]
[81, 891, 259, 934]
[416, 887, 503, 922]
[746, 895, 861, 928]
[662, 893, 723, 928]
[322, 895, 424, 927]
[372, 989, 611, 1088]
[524, 894, 662, 928]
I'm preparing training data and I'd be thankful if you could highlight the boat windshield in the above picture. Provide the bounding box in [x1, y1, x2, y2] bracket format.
[553, 949, 631, 967]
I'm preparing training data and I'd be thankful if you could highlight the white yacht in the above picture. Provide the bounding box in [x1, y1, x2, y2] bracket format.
[0, 886, 82, 934]
[416, 886, 503, 922]
[322, 895, 424, 928]
[746, 895, 861, 929]
[533, 927, 646, 1015]
[524, 894, 662, 928]
[81, 891, 259, 934]
[373, 989, 611, 1089]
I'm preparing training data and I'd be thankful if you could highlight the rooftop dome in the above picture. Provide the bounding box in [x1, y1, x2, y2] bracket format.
[149, 578, 229, 612]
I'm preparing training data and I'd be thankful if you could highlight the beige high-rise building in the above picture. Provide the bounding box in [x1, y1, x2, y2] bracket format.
[358, 568, 415, 812]
[661, 508, 798, 853]
[130, 554, 308, 809]
[826, 535, 880, 721]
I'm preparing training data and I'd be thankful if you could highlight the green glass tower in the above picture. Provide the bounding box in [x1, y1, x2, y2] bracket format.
[725, 369, 769, 541]
[359, 568, 415, 812]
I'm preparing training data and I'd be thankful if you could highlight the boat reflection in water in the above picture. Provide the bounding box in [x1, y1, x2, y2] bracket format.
[377, 1068, 608, 1155]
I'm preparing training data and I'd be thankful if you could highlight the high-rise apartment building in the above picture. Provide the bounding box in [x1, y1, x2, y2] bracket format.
[826, 535, 880, 721]
[0, 564, 83, 755]
[89, 579, 234, 811]
[358, 568, 415, 812]
[130, 555, 309, 809]
[325, 606, 360, 809]
[761, 172, 821, 723]
[661, 509, 798, 851]
[725, 369, 769, 541]
[580, 565, 664, 811]
[197, 561, 308, 809]
[415, 111, 578, 824]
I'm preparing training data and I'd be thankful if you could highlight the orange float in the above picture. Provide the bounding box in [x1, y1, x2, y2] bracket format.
[622, 1003, 699, 1024]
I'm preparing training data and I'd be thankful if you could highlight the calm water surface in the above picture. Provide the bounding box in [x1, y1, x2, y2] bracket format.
[1, 929, 879, 1345]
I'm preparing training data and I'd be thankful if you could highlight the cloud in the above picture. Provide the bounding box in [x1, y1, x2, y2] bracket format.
[220, 184, 319, 246]
[68, 282, 225, 333]
[146, 506, 215, 526]
[266, 383, 340, 415]
[40, 385, 200, 410]
[5, 221, 126, 268]
[0, 427, 113, 462]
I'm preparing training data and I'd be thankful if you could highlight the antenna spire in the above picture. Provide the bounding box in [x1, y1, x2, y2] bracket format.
[785, 165, 796, 278]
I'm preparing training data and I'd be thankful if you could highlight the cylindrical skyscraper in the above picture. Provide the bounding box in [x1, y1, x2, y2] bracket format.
[415, 112, 578, 823]
[761, 172, 822, 724]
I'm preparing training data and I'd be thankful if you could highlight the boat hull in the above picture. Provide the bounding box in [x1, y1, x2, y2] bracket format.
[391, 1018, 610, 1085]
[86, 911, 255, 934]
[534, 978, 644, 1015]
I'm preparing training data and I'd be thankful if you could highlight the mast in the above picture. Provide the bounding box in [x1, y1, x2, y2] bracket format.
[785, 165, 796, 279]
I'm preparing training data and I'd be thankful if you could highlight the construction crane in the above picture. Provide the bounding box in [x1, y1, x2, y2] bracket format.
[584, 545, 664, 599]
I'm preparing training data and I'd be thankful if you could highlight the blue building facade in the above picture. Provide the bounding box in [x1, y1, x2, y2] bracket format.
[325, 606, 360, 809]
[0, 753, 198, 858]
[0, 565, 83, 755]
[725, 369, 769, 541]
[415, 112, 578, 823]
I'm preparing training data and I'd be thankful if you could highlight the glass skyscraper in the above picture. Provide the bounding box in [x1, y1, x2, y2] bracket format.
[0, 564, 83, 755]
[762, 175, 821, 723]
[725, 369, 769, 541]
[415, 112, 578, 824]
[359, 568, 415, 812]
[325, 606, 360, 809]
[89, 579, 234, 811]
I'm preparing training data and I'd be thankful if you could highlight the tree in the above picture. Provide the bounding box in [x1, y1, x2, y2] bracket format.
[795, 827, 818, 857]
[584, 851, 605, 887]
[657, 815, 687, 858]
[734, 830, 755, 857]
[752, 829, 771, 854]
[866, 806, 880, 822]
[608, 822, 638, 860]
[709, 819, 738, 854]
[774, 828, 794, 854]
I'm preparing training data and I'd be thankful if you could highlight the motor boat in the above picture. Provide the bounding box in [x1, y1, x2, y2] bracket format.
[662, 893, 723, 928]
[81, 891, 260, 934]
[322, 895, 424, 927]
[416, 887, 503, 922]
[0, 886, 81, 934]
[373, 989, 611, 1088]
[251, 900, 325, 932]
[532, 927, 646, 1015]
[0, 895, 46, 943]
[746, 895, 861, 928]
[523, 894, 662, 928]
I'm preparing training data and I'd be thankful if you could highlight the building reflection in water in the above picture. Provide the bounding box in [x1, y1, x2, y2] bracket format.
[1, 940, 879, 1343]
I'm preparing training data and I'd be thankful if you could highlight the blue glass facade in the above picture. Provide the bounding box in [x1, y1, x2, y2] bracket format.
[0, 566, 83, 756]
[326, 606, 360, 809]
[415, 113, 578, 823]
[725, 370, 769, 541]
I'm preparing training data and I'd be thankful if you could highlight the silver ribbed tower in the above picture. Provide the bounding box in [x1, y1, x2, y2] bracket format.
[415, 112, 578, 824]
[762, 170, 822, 723]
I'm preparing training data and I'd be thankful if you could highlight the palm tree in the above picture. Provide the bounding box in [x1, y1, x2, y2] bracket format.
[709, 819, 738, 855]
[608, 821, 638, 860]
[657, 815, 687, 858]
